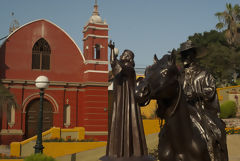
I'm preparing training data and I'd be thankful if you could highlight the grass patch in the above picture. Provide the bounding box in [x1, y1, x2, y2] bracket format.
[24, 153, 55, 161]
[0, 153, 23, 159]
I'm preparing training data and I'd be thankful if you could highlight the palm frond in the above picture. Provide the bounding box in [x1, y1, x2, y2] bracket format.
[216, 23, 225, 30]
[0, 84, 19, 109]
[226, 3, 232, 13]
[233, 4, 240, 15]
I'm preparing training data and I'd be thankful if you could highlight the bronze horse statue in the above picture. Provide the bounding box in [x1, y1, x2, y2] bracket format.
[135, 54, 228, 161]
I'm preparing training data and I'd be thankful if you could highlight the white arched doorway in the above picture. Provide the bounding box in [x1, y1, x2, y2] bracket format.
[25, 98, 53, 138]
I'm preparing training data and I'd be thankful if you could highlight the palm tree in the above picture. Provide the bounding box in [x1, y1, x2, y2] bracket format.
[215, 3, 240, 46]
[0, 83, 18, 123]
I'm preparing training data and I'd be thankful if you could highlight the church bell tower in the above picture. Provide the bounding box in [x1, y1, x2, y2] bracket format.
[81, 1, 109, 140]
[83, 0, 109, 82]
[83, 0, 109, 61]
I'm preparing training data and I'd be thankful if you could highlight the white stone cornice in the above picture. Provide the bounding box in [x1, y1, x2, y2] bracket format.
[84, 70, 108, 74]
[81, 82, 110, 87]
[0, 129, 23, 135]
[84, 60, 109, 65]
[85, 131, 108, 135]
[83, 26, 109, 33]
[83, 34, 108, 41]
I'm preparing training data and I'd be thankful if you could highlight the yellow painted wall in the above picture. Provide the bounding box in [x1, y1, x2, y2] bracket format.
[141, 100, 157, 119]
[142, 119, 163, 135]
[217, 85, 240, 105]
[136, 75, 158, 119]
[10, 127, 85, 157]
[43, 142, 107, 158]
[10, 142, 21, 157]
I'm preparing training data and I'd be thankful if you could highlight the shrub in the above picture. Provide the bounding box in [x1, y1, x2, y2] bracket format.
[43, 138, 96, 142]
[220, 100, 237, 119]
[24, 153, 55, 161]
[0, 153, 23, 159]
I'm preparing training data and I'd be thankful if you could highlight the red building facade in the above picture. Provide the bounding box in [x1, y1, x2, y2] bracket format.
[0, 3, 109, 144]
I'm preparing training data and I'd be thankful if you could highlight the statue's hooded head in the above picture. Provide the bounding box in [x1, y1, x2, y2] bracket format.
[120, 49, 135, 68]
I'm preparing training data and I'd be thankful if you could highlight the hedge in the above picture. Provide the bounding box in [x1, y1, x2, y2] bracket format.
[24, 153, 55, 161]
[220, 100, 237, 119]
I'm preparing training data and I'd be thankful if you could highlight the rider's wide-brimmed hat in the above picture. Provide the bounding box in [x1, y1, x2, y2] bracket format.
[180, 40, 196, 54]
[179, 40, 206, 58]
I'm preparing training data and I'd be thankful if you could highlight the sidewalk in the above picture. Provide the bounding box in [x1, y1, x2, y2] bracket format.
[56, 134, 240, 161]
[1, 134, 238, 161]
[56, 133, 158, 161]
[0, 145, 10, 156]
[227, 134, 240, 161]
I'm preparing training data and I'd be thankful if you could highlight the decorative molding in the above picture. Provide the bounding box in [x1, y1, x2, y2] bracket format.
[85, 131, 108, 135]
[64, 105, 71, 128]
[84, 22, 108, 28]
[83, 34, 108, 41]
[8, 106, 15, 128]
[84, 60, 109, 65]
[8, 122, 15, 128]
[83, 26, 109, 33]
[64, 123, 70, 128]
[82, 82, 110, 87]
[0, 129, 24, 135]
[1, 79, 109, 87]
[1, 85, 85, 92]
[84, 70, 108, 74]
[1, 79, 82, 87]
[22, 93, 59, 113]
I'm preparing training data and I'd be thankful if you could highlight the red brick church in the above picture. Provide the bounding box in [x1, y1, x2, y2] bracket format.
[0, 2, 109, 144]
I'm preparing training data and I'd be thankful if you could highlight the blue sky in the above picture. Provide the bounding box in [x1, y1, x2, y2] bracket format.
[0, 0, 239, 68]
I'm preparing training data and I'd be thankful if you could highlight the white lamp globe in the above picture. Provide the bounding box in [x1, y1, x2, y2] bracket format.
[35, 76, 49, 89]
[114, 48, 119, 57]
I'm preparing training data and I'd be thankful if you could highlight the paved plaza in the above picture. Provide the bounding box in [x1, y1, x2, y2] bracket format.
[0, 133, 239, 161]
[56, 133, 240, 161]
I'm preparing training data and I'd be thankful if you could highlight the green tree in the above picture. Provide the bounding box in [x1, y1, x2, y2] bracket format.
[215, 3, 240, 46]
[179, 30, 240, 87]
[0, 83, 18, 118]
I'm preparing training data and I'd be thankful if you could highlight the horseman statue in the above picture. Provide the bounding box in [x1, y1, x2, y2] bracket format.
[135, 40, 228, 161]
[179, 40, 228, 161]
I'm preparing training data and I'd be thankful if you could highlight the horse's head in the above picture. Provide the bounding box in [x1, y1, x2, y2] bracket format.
[135, 53, 180, 105]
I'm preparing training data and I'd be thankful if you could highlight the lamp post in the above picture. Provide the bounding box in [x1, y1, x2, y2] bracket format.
[34, 76, 49, 154]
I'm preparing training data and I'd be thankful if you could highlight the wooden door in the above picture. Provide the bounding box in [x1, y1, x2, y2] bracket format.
[25, 98, 53, 138]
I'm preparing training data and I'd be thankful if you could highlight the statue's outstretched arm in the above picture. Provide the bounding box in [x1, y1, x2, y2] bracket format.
[108, 40, 117, 65]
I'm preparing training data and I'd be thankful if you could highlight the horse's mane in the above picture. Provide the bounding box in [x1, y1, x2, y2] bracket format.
[145, 54, 175, 76]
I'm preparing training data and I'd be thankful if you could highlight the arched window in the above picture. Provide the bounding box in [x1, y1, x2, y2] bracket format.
[32, 38, 51, 70]
[94, 44, 100, 59]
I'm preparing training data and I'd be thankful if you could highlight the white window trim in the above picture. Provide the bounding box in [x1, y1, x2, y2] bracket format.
[64, 105, 71, 128]
[8, 106, 15, 128]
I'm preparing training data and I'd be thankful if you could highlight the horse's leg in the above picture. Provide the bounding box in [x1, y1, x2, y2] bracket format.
[158, 130, 175, 161]
[190, 139, 212, 161]
[158, 141, 175, 161]
[210, 117, 228, 161]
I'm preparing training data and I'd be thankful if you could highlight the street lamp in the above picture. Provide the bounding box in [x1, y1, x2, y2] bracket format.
[34, 76, 49, 154]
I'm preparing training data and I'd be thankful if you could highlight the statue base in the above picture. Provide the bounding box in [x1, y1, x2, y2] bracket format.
[99, 155, 155, 161]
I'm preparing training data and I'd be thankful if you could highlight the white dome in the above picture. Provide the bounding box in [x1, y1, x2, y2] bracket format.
[87, 1, 105, 24]
[89, 15, 103, 24]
